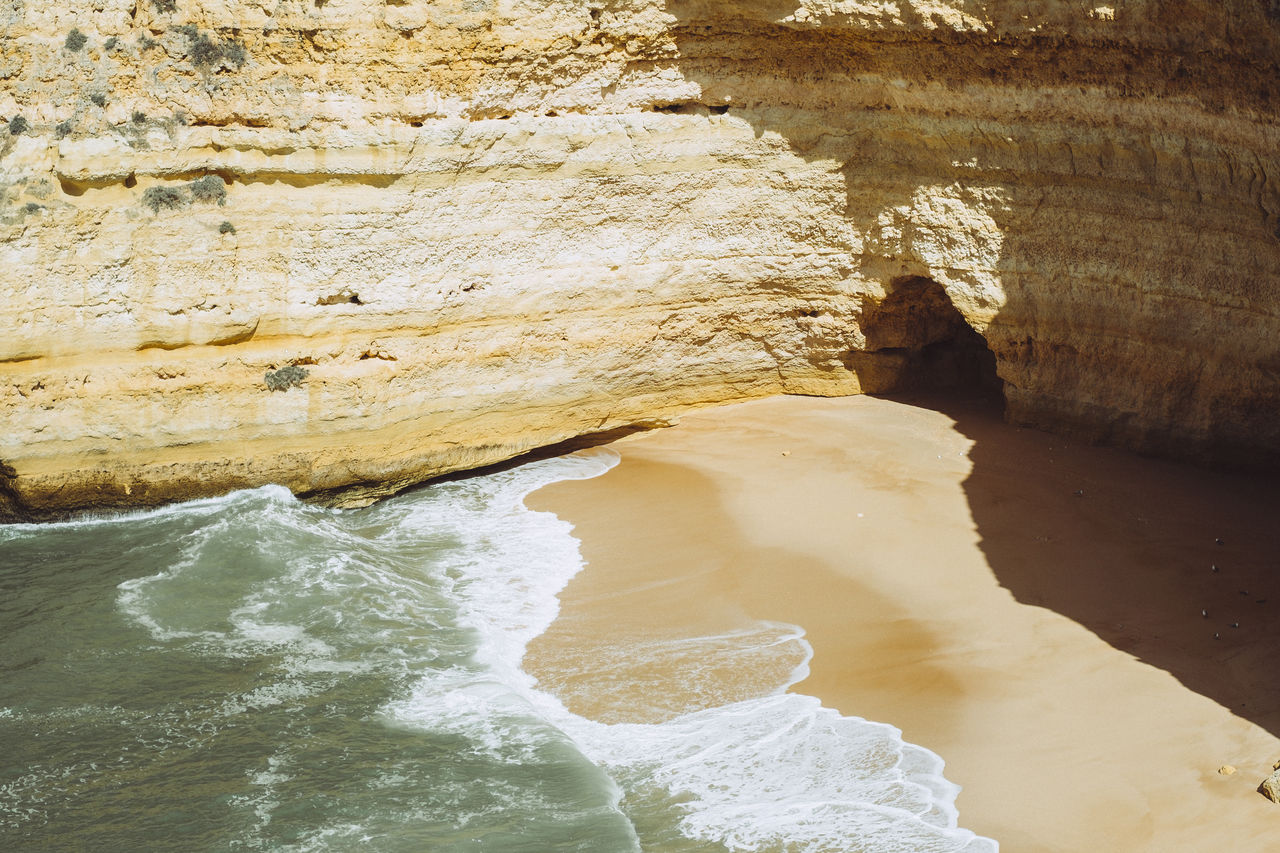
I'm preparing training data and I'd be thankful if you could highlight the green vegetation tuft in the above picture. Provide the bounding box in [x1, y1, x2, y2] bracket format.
[90, 92, 107, 107]
[55, 121, 72, 139]
[142, 186, 186, 214]
[183, 28, 248, 71]
[218, 220, 236, 235]
[150, 0, 178, 12]
[188, 175, 227, 205]
[221, 40, 248, 67]
[264, 365, 308, 391]
[65, 29, 88, 52]
[8, 116, 28, 135]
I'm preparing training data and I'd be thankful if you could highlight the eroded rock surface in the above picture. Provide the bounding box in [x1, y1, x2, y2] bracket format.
[2, 1, 1278, 518]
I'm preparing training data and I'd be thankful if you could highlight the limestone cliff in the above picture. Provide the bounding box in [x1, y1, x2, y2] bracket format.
[1, 0, 1278, 519]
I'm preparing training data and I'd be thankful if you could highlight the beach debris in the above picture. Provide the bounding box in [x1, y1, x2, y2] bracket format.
[1216, 538, 1225, 546]
[1214, 633, 1220, 639]
[1259, 770, 1280, 803]
[781, 451, 790, 457]
[1219, 765, 1237, 776]
[1211, 564, 1220, 573]
[1073, 489, 1084, 496]
[1239, 590, 1250, 596]
[1202, 609, 1208, 618]
[1231, 622, 1240, 629]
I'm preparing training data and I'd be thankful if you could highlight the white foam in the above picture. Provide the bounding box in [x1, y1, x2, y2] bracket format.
[371, 447, 622, 690]
[568, 694, 995, 852]
[2, 484, 298, 536]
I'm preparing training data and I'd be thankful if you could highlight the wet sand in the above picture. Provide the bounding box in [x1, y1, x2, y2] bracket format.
[523, 394, 1280, 852]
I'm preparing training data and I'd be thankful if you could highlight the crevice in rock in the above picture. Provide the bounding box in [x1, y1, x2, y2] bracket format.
[649, 101, 729, 116]
[316, 290, 362, 306]
[250, 170, 401, 188]
[0, 459, 30, 523]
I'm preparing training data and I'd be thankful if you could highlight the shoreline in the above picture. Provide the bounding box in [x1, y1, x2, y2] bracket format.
[523, 393, 1280, 851]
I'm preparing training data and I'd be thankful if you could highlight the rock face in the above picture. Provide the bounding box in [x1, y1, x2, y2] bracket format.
[1, 1, 1278, 518]
[1261, 769, 1280, 803]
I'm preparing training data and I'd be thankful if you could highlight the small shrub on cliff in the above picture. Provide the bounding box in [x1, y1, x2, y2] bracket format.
[7, 116, 28, 135]
[104, 36, 118, 51]
[142, 185, 185, 213]
[65, 29, 88, 52]
[264, 365, 308, 392]
[188, 33, 221, 67]
[221, 39, 248, 68]
[132, 110, 147, 125]
[184, 28, 248, 71]
[218, 220, 236, 234]
[150, 0, 177, 12]
[55, 121, 72, 139]
[90, 92, 107, 107]
[188, 175, 227, 205]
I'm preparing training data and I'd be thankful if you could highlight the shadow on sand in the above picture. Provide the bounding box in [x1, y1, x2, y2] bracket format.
[885, 387, 1280, 739]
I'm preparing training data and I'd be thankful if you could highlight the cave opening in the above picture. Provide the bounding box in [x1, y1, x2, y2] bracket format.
[856, 275, 1003, 406]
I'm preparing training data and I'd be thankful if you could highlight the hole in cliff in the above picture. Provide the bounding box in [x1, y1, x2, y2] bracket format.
[848, 276, 1003, 405]
[58, 177, 88, 197]
[316, 290, 363, 306]
[123, 174, 137, 188]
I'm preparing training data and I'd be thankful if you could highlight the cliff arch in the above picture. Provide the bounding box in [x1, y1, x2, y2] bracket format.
[849, 276, 1003, 402]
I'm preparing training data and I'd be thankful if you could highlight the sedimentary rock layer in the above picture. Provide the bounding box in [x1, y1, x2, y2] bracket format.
[1, 1, 1278, 518]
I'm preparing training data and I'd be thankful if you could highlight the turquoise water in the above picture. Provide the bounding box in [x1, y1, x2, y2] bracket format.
[0, 450, 996, 852]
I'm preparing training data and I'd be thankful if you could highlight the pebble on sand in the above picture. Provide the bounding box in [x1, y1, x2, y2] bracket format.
[1219, 765, 1237, 776]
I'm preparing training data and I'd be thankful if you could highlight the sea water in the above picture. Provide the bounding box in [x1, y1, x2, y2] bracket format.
[0, 450, 997, 852]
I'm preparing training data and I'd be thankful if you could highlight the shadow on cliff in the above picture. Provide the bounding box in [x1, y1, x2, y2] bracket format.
[654, 0, 1280, 735]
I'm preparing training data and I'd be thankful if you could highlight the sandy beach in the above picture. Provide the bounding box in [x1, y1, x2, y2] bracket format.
[523, 393, 1280, 851]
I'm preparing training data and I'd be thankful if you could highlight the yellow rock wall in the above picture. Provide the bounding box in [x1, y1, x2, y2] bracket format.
[2, 0, 1278, 518]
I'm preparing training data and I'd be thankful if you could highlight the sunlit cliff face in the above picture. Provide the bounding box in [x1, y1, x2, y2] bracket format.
[1, 0, 1278, 519]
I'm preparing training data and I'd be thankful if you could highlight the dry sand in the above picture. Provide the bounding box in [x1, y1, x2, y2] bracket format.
[523, 393, 1280, 852]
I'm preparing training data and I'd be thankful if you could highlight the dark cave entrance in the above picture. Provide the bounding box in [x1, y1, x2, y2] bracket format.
[852, 275, 1004, 405]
